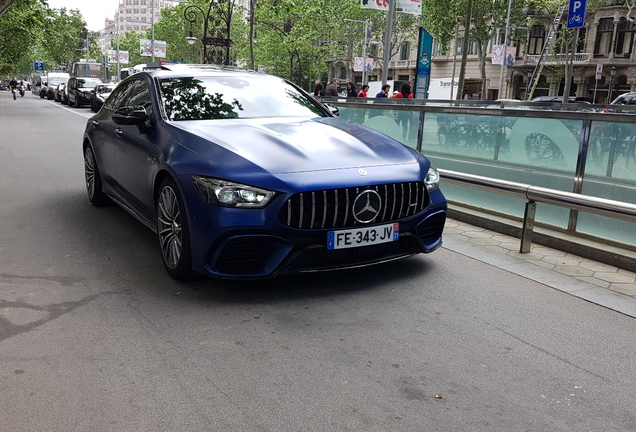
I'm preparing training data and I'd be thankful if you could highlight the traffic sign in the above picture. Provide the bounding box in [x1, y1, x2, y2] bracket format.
[567, 0, 586, 28]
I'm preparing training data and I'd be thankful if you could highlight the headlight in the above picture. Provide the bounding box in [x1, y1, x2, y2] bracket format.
[424, 167, 440, 191]
[192, 176, 275, 208]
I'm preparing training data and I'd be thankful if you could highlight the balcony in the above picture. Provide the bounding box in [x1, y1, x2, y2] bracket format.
[525, 53, 592, 65]
[389, 60, 418, 69]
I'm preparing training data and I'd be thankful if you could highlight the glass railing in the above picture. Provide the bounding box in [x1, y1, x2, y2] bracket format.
[328, 99, 636, 248]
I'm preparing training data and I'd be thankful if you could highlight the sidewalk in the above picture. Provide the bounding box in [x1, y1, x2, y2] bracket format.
[443, 218, 636, 318]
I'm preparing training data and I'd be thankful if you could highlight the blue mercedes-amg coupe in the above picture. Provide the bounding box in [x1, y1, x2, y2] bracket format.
[82, 65, 447, 279]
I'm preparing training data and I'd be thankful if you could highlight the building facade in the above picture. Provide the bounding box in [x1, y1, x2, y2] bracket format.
[341, 1, 636, 101]
[97, 0, 180, 58]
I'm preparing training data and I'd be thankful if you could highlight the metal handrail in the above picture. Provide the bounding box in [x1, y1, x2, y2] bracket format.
[439, 169, 636, 252]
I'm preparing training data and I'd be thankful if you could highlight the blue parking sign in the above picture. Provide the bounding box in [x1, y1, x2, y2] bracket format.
[34, 60, 44, 71]
[567, 0, 586, 28]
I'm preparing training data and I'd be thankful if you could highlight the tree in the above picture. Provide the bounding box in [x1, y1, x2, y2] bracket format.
[0, 0, 47, 75]
[40, 7, 87, 69]
[423, 0, 531, 97]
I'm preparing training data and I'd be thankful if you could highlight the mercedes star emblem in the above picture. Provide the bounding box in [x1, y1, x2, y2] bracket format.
[352, 190, 382, 223]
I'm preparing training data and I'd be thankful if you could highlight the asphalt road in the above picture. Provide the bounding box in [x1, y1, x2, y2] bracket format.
[1, 90, 636, 431]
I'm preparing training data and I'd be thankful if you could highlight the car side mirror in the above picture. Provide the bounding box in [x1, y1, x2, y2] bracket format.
[113, 105, 148, 126]
[325, 104, 340, 116]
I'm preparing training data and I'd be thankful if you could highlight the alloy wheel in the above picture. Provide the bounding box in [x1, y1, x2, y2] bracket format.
[84, 147, 96, 199]
[158, 186, 182, 269]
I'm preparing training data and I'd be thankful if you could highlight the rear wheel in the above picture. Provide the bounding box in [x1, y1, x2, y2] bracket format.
[84, 145, 110, 206]
[157, 177, 193, 280]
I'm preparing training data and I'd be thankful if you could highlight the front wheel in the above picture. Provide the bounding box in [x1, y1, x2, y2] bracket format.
[84, 145, 110, 206]
[12, 91, 16, 100]
[157, 178, 193, 280]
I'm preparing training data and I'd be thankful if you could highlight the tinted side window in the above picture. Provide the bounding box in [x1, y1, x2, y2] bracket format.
[128, 81, 154, 125]
[104, 80, 136, 110]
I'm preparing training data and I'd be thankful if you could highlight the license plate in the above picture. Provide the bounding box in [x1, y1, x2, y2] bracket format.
[327, 223, 399, 250]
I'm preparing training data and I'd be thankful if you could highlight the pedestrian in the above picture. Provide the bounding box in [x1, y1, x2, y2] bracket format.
[375, 84, 390, 98]
[357, 85, 369, 97]
[313, 79, 324, 97]
[390, 82, 414, 99]
[325, 78, 338, 97]
[391, 83, 414, 140]
[346, 82, 357, 98]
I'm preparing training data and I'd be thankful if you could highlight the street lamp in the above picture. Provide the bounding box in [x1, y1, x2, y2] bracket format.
[186, 30, 197, 45]
[344, 18, 370, 86]
[183, 1, 233, 65]
[608, 65, 617, 103]
[497, 0, 526, 99]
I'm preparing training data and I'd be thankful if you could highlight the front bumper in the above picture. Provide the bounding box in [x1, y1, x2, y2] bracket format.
[180, 176, 447, 279]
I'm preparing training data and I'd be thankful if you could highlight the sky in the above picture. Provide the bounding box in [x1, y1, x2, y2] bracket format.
[46, 0, 121, 31]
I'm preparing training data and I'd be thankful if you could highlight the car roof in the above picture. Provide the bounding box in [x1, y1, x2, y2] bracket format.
[142, 64, 275, 80]
[610, 92, 636, 103]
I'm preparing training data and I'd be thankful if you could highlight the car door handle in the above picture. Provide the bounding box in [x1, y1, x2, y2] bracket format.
[114, 128, 123, 137]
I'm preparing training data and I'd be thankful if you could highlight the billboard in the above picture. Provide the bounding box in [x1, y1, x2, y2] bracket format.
[354, 57, 374, 72]
[491, 45, 516, 66]
[107, 50, 130, 64]
[361, 0, 421, 15]
[140, 39, 167, 58]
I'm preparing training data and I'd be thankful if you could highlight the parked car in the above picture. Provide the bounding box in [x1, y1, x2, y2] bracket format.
[610, 92, 636, 105]
[54, 83, 68, 104]
[45, 83, 61, 100]
[82, 65, 447, 279]
[39, 72, 70, 99]
[90, 83, 117, 112]
[67, 77, 102, 107]
[531, 95, 592, 103]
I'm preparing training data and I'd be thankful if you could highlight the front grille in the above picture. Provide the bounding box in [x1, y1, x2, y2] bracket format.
[279, 182, 429, 230]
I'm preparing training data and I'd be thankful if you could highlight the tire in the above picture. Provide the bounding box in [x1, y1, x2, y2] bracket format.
[156, 177, 193, 280]
[68, 97, 74, 107]
[84, 145, 110, 206]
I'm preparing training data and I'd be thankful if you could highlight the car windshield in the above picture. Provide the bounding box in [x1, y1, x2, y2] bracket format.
[48, 78, 66, 86]
[97, 85, 115, 94]
[79, 78, 102, 88]
[158, 75, 326, 121]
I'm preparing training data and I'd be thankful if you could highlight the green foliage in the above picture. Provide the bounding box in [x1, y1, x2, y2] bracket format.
[41, 7, 87, 68]
[160, 77, 243, 120]
[0, 0, 46, 75]
[0, 0, 92, 76]
[116, 31, 143, 66]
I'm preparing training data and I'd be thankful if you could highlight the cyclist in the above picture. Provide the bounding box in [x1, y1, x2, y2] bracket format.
[9, 77, 18, 100]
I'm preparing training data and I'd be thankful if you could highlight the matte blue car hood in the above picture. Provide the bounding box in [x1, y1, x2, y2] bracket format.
[168, 117, 419, 174]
